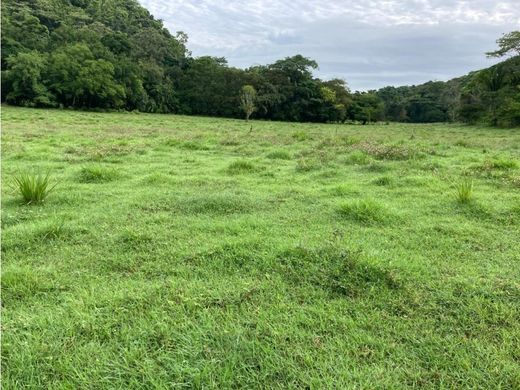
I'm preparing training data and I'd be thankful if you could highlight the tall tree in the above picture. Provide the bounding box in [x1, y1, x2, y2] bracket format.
[240, 85, 256, 121]
[4, 51, 53, 107]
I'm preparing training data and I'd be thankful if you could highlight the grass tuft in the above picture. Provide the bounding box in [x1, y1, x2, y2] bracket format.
[77, 165, 119, 183]
[454, 178, 474, 204]
[34, 219, 67, 241]
[476, 158, 519, 173]
[227, 160, 255, 174]
[364, 162, 391, 172]
[278, 245, 401, 297]
[488, 158, 518, 170]
[337, 199, 392, 224]
[12, 171, 56, 204]
[295, 157, 319, 172]
[345, 150, 371, 165]
[178, 140, 211, 151]
[292, 131, 310, 141]
[330, 184, 357, 196]
[372, 176, 393, 186]
[177, 194, 254, 215]
[266, 150, 292, 160]
[2, 268, 60, 304]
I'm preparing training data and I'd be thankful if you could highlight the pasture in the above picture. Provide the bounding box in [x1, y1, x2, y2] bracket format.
[2, 105, 520, 388]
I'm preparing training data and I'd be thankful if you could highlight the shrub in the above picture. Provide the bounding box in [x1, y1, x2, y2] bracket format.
[12, 171, 56, 204]
[454, 178, 474, 203]
[337, 199, 391, 224]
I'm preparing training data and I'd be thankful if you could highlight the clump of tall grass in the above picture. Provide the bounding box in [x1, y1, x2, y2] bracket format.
[295, 157, 319, 172]
[487, 158, 518, 170]
[12, 171, 57, 204]
[372, 176, 394, 186]
[477, 158, 518, 172]
[227, 160, 255, 174]
[454, 178, 474, 204]
[292, 131, 310, 141]
[277, 245, 401, 297]
[177, 193, 254, 215]
[77, 166, 119, 183]
[337, 199, 392, 224]
[345, 150, 370, 165]
[35, 219, 67, 241]
[364, 162, 390, 172]
[177, 141, 210, 151]
[266, 150, 292, 160]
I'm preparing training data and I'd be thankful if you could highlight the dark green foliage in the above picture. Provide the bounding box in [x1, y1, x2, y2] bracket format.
[348, 92, 384, 124]
[176, 56, 246, 117]
[376, 35, 520, 128]
[1, 0, 353, 123]
[4, 51, 53, 107]
[1, 0, 518, 127]
[1, 0, 187, 111]
[454, 44, 520, 128]
[377, 81, 460, 123]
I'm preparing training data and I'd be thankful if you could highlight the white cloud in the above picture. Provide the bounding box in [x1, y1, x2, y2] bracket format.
[139, 0, 520, 89]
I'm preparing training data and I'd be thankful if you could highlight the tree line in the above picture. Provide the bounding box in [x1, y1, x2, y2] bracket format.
[1, 0, 519, 127]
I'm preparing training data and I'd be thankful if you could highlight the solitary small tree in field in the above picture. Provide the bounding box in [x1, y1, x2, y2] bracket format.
[240, 85, 256, 121]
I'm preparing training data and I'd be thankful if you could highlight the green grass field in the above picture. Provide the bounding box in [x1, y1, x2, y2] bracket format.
[2, 105, 520, 388]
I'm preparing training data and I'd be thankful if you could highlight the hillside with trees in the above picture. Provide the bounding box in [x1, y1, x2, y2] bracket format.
[1, 0, 519, 126]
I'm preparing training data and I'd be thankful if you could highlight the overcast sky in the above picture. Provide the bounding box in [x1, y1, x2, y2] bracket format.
[139, 0, 520, 91]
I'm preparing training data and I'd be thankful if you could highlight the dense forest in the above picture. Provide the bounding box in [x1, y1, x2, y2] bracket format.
[2, 0, 519, 127]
